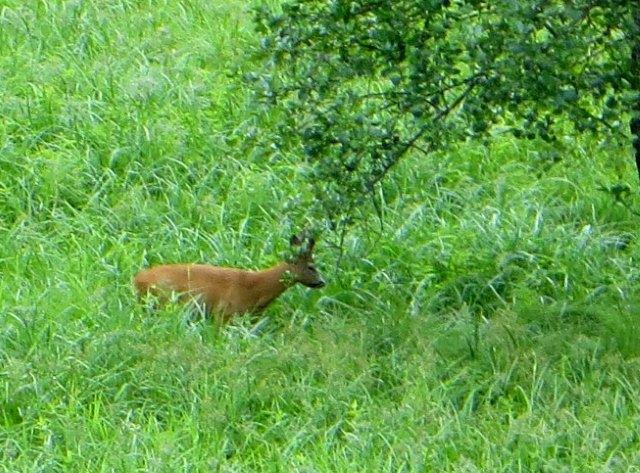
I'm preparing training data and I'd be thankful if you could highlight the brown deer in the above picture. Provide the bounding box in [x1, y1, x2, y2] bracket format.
[133, 232, 325, 323]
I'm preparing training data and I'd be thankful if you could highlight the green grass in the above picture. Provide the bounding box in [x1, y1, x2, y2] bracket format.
[2, 1, 640, 471]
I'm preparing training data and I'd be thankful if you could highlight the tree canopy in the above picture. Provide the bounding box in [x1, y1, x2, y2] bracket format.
[251, 0, 638, 230]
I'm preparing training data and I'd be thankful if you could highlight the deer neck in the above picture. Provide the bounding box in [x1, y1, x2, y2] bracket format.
[250, 263, 295, 306]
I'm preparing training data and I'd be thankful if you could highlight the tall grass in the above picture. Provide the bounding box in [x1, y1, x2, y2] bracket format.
[1, 1, 639, 471]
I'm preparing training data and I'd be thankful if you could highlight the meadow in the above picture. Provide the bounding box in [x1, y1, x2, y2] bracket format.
[1, 0, 640, 471]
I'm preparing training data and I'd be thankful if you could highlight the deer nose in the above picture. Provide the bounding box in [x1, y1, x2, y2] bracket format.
[310, 279, 326, 288]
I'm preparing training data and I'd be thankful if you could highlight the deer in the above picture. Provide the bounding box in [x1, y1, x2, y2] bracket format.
[133, 232, 325, 324]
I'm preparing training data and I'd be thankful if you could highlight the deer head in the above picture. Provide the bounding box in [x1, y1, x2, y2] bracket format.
[288, 231, 325, 288]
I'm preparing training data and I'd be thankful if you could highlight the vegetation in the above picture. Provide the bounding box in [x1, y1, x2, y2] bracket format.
[0, 0, 639, 471]
[252, 0, 638, 230]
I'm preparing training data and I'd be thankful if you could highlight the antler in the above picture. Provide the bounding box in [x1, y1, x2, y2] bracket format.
[289, 229, 315, 256]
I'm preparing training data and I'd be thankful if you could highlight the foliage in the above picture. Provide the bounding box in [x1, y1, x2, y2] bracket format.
[631, 9, 640, 178]
[252, 0, 638, 229]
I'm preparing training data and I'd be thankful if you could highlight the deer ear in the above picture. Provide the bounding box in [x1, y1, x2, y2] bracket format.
[306, 237, 316, 253]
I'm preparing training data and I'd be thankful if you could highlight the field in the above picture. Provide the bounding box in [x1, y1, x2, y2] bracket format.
[1, 1, 640, 471]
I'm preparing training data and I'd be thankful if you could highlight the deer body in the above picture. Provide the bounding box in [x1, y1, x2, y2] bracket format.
[133, 233, 324, 323]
